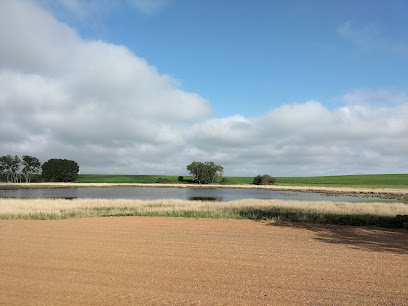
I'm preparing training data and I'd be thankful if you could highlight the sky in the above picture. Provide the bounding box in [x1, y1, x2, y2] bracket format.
[0, 0, 407, 176]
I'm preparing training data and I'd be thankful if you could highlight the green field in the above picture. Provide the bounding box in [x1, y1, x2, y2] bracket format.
[76, 174, 189, 184]
[274, 174, 408, 188]
[75, 174, 408, 189]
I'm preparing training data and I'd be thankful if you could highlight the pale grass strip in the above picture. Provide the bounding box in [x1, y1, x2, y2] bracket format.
[0, 198, 407, 219]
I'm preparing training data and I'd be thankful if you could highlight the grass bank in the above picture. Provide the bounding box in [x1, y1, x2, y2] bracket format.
[1, 198, 407, 228]
[74, 174, 408, 189]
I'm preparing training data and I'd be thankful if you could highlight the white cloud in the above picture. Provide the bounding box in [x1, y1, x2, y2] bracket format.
[186, 96, 408, 176]
[338, 21, 408, 55]
[0, 0, 211, 173]
[0, 1, 407, 176]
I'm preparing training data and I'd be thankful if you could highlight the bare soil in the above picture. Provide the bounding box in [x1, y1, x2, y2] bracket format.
[1, 217, 407, 305]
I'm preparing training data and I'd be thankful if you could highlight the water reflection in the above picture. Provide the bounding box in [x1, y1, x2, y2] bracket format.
[0, 186, 396, 203]
[189, 196, 224, 201]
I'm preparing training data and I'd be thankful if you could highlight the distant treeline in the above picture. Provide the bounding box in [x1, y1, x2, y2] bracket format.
[0, 155, 79, 183]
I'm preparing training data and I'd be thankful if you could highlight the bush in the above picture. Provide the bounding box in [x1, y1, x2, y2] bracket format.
[178, 176, 184, 182]
[253, 175, 276, 185]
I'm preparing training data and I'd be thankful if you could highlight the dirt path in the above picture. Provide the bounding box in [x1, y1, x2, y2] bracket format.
[1, 217, 407, 305]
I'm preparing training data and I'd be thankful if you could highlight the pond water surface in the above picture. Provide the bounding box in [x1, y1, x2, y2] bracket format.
[0, 187, 394, 202]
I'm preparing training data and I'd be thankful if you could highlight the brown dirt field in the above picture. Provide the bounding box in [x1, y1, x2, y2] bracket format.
[1, 217, 407, 305]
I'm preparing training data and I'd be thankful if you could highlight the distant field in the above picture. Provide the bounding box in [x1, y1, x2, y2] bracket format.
[75, 174, 190, 184]
[76, 174, 408, 189]
[275, 174, 408, 188]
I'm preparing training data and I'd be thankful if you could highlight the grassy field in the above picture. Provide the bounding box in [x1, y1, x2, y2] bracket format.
[1, 198, 407, 228]
[75, 174, 191, 184]
[75, 174, 408, 189]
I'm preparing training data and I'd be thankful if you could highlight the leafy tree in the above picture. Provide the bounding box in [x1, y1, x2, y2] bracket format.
[42, 159, 79, 182]
[22, 155, 41, 183]
[253, 174, 277, 185]
[0, 155, 21, 183]
[186, 161, 224, 184]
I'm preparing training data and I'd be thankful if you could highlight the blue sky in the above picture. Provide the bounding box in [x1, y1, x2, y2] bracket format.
[46, 0, 408, 116]
[0, 0, 407, 176]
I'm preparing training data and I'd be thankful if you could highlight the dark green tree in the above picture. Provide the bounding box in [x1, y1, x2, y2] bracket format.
[186, 161, 224, 184]
[42, 158, 79, 182]
[22, 155, 41, 183]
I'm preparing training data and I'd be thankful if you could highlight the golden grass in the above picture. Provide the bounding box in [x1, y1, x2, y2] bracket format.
[1, 198, 407, 220]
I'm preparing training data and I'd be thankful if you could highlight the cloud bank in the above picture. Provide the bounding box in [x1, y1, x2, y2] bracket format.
[0, 0, 407, 176]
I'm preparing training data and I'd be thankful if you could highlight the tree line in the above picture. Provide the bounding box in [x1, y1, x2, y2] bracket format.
[1, 155, 275, 185]
[0, 155, 79, 183]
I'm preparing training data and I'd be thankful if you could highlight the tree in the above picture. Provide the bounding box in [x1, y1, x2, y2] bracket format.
[22, 155, 41, 183]
[42, 159, 79, 182]
[0, 155, 21, 183]
[253, 174, 276, 185]
[186, 161, 224, 184]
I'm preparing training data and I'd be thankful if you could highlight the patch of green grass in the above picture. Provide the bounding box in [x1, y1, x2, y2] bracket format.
[221, 176, 254, 184]
[275, 174, 408, 189]
[76, 174, 193, 184]
[75, 174, 408, 189]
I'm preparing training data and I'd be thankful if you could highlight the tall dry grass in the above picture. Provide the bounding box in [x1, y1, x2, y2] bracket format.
[1, 198, 408, 228]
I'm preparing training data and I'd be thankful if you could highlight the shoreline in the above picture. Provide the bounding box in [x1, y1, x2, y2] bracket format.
[1, 182, 408, 202]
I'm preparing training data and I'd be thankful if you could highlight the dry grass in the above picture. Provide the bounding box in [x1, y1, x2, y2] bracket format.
[1, 198, 407, 227]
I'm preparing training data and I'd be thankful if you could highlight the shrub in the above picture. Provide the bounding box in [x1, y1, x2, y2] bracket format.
[253, 174, 276, 185]
[178, 176, 184, 182]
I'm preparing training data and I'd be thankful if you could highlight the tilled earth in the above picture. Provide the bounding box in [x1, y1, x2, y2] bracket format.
[0, 217, 407, 305]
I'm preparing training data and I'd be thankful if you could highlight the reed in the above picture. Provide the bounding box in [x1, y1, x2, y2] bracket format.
[1, 198, 407, 228]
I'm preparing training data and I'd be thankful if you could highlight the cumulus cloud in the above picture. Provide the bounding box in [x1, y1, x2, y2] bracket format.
[0, 0, 407, 176]
[187, 98, 408, 176]
[0, 0, 211, 173]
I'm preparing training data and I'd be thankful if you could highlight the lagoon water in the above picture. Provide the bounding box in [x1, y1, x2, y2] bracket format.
[0, 186, 392, 202]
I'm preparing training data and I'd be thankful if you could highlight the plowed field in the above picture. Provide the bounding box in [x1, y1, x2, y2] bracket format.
[1, 217, 407, 305]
